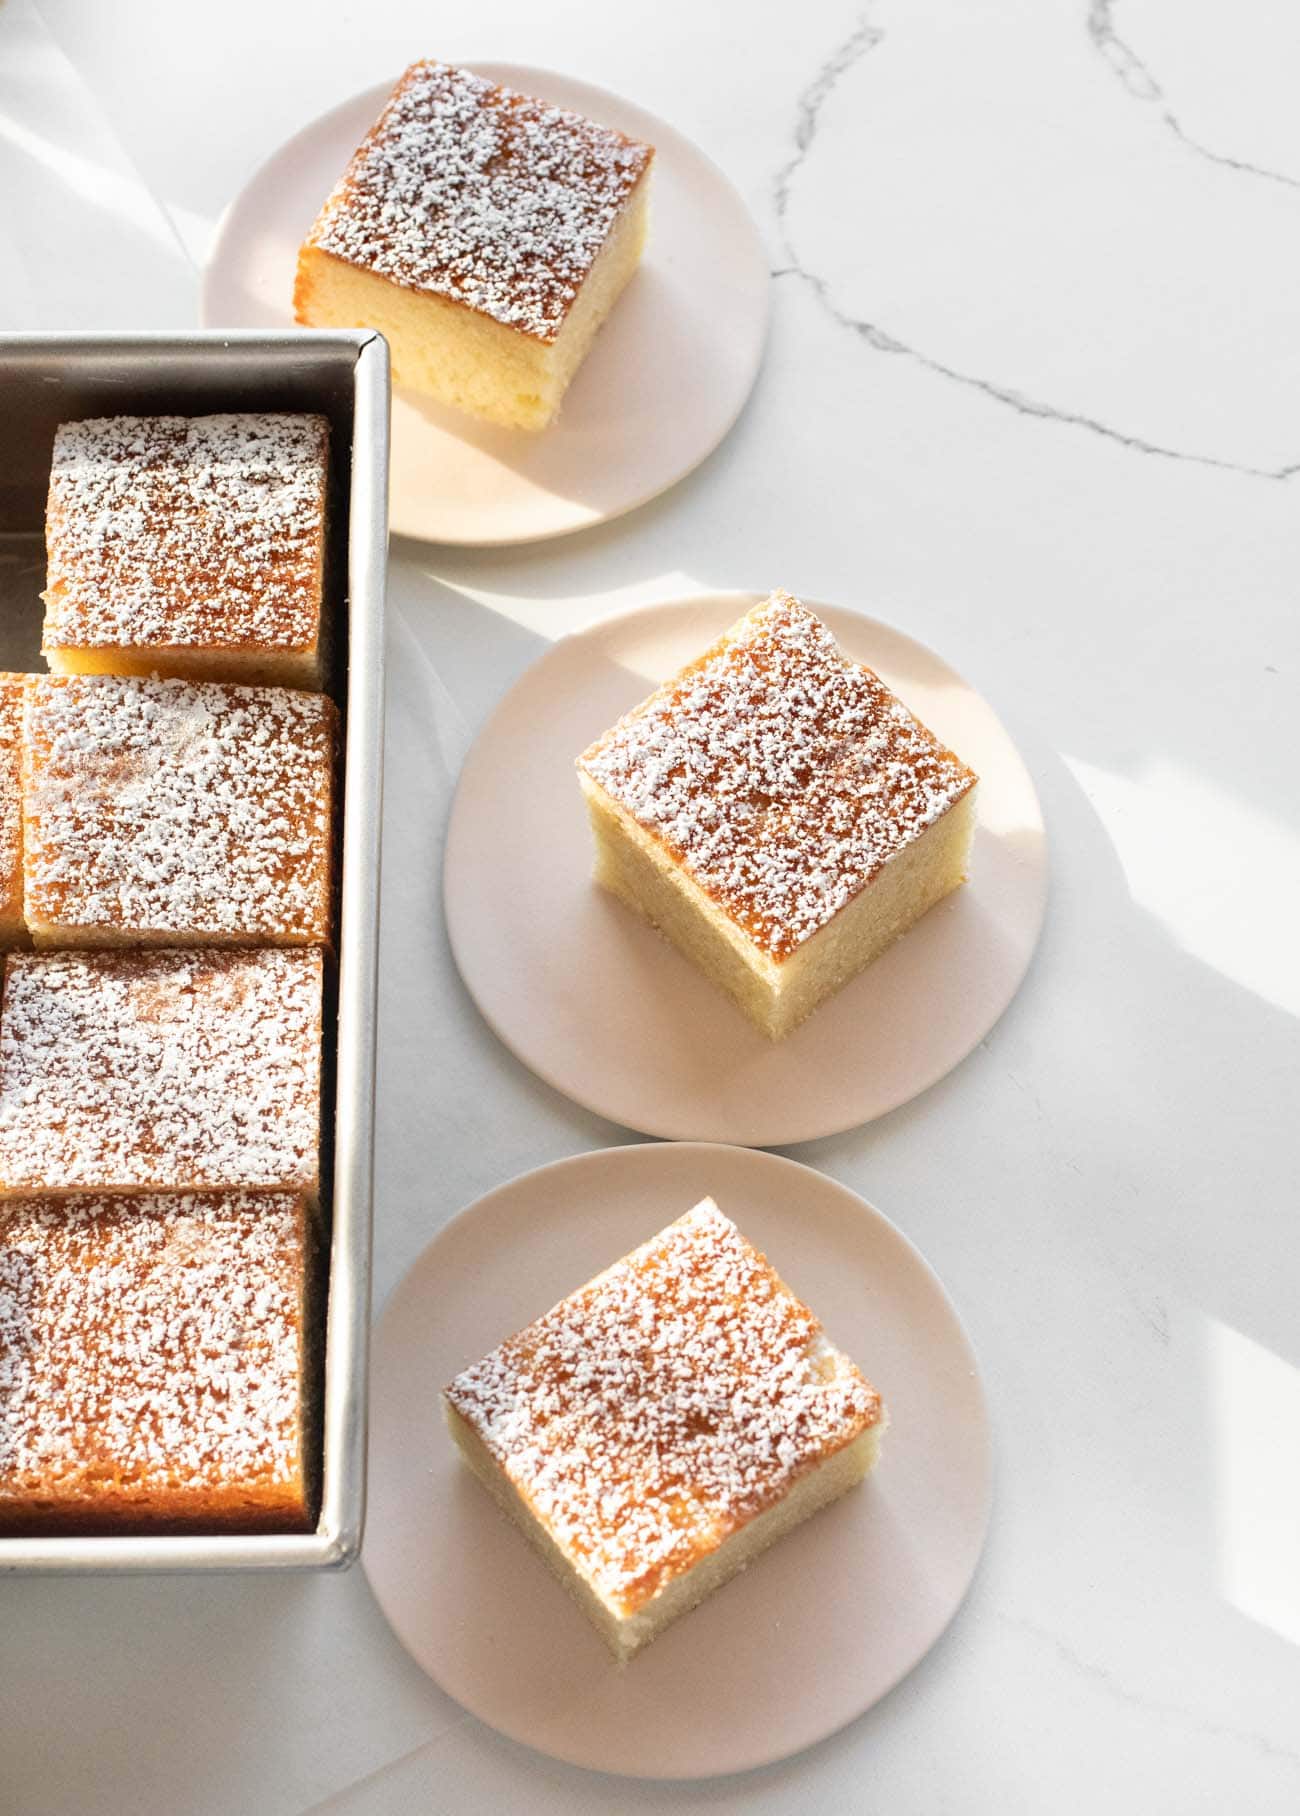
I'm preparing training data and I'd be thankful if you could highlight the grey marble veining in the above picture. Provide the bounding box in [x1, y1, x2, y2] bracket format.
[1088, 0, 1300, 194]
[774, 1, 1300, 479]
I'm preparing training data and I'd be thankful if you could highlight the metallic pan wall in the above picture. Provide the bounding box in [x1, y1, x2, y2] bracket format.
[0, 330, 389, 1572]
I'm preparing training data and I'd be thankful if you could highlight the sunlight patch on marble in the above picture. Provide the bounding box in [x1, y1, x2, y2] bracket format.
[0, 111, 183, 255]
[0, 0, 195, 330]
[1208, 1316, 1300, 1649]
[1065, 755, 1300, 1017]
[404, 572, 709, 641]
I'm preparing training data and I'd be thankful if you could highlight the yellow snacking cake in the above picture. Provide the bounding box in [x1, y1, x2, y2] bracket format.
[42, 414, 329, 688]
[577, 591, 979, 1039]
[0, 1191, 316, 1534]
[22, 674, 336, 949]
[0, 676, 25, 948]
[295, 60, 653, 430]
[0, 947, 323, 1200]
[444, 1198, 886, 1660]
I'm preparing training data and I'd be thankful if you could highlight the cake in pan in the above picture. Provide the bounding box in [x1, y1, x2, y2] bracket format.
[577, 591, 978, 1039]
[0, 675, 26, 948]
[444, 1198, 885, 1660]
[42, 413, 329, 689]
[0, 1190, 316, 1534]
[295, 60, 653, 430]
[22, 674, 336, 950]
[0, 947, 323, 1200]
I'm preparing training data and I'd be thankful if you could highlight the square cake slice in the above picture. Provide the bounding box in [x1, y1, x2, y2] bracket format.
[0, 1191, 316, 1534]
[0, 948, 323, 1199]
[295, 60, 653, 430]
[577, 590, 979, 1039]
[0, 675, 26, 948]
[22, 674, 336, 949]
[444, 1198, 885, 1661]
[42, 413, 329, 688]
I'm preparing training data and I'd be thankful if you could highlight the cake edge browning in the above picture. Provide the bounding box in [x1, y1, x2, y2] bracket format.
[0, 676, 26, 947]
[20, 674, 338, 950]
[294, 158, 654, 349]
[443, 1198, 886, 1655]
[296, 58, 655, 347]
[576, 590, 979, 965]
[0, 947, 324, 1201]
[443, 1390, 886, 1662]
[580, 764, 979, 1038]
[0, 1191, 319, 1536]
[41, 413, 329, 676]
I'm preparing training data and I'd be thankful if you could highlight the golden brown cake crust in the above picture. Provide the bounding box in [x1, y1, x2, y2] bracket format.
[22, 675, 336, 947]
[0, 1191, 313, 1534]
[578, 591, 978, 960]
[0, 677, 25, 937]
[42, 413, 327, 660]
[300, 59, 653, 344]
[445, 1200, 882, 1616]
[0, 948, 323, 1197]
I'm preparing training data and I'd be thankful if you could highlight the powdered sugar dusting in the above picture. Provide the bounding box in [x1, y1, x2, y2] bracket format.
[579, 591, 978, 959]
[0, 1192, 308, 1523]
[307, 60, 653, 342]
[0, 949, 322, 1195]
[43, 414, 327, 653]
[23, 675, 335, 943]
[445, 1198, 881, 1615]
[0, 678, 23, 926]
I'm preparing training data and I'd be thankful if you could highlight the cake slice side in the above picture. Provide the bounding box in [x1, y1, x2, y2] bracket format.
[444, 1394, 885, 1662]
[0, 676, 26, 949]
[295, 172, 651, 430]
[443, 1397, 634, 1656]
[768, 784, 977, 1036]
[579, 764, 785, 1030]
[613, 1408, 885, 1658]
[581, 766, 976, 1037]
[294, 59, 654, 428]
[42, 642, 325, 691]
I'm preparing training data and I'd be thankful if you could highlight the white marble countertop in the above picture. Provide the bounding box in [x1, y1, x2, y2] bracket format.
[3, 1, 1298, 1809]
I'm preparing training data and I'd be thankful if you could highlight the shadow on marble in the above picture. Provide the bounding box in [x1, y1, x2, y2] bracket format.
[371, 579, 644, 1309]
[0, 1567, 441, 1816]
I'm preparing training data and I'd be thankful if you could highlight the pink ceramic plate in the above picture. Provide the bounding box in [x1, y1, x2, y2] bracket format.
[444, 593, 1048, 1146]
[362, 1142, 992, 1779]
[202, 65, 768, 545]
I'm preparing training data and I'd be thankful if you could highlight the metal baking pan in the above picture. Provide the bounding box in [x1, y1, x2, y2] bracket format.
[0, 331, 389, 1572]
